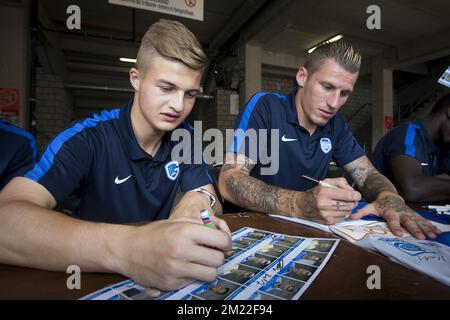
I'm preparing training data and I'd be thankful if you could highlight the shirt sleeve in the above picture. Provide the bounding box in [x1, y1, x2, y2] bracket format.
[24, 125, 94, 204]
[332, 115, 366, 167]
[382, 124, 421, 160]
[0, 137, 36, 189]
[179, 124, 214, 192]
[229, 92, 271, 163]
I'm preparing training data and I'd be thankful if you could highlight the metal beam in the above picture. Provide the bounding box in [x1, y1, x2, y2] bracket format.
[208, 0, 269, 53]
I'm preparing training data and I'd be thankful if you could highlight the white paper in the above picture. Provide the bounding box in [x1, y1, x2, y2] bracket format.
[270, 214, 450, 286]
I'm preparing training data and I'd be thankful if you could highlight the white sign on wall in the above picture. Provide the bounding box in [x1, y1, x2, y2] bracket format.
[438, 66, 450, 88]
[230, 93, 239, 115]
[109, 0, 204, 21]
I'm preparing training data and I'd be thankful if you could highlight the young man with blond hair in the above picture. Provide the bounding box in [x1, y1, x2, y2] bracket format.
[0, 19, 231, 291]
[219, 41, 441, 240]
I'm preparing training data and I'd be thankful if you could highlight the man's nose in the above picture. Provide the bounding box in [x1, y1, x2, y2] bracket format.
[170, 92, 184, 112]
[327, 91, 340, 109]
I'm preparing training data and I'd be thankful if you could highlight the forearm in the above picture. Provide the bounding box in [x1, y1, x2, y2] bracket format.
[0, 200, 128, 273]
[171, 192, 222, 218]
[345, 156, 400, 202]
[221, 171, 299, 216]
[362, 172, 399, 202]
[398, 175, 450, 202]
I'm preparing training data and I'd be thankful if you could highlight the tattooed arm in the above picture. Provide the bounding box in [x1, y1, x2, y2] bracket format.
[218, 153, 298, 216]
[344, 155, 398, 201]
[219, 153, 361, 224]
[344, 155, 441, 239]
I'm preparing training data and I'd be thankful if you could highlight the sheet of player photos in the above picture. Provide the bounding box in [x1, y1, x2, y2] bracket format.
[82, 227, 339, 300]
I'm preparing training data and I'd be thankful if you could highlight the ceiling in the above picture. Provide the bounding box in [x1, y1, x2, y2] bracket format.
[37, 0, 450, 114]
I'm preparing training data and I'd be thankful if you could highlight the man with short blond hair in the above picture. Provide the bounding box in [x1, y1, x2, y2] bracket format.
[136, 19, 207, 72]
[219, 41, 441, 240]
[0, 19, 231, 291]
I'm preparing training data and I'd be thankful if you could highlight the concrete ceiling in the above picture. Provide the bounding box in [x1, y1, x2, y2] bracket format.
[37, 0, 450, 113]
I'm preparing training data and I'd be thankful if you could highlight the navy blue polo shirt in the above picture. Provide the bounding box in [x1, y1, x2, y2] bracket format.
[230, 90, 365, 191]
[372, 121, 450, 181]
[0, 120, 37, 190]
[24, 101, 213, 223]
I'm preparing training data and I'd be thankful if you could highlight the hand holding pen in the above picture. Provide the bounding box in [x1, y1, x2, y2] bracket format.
[298, 175, 361, 224]
[198, 208, 232, 238]
[200, 208, 217, 229]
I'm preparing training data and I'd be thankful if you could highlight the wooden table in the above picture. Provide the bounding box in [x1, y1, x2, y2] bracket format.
[0, 212, 449, 299]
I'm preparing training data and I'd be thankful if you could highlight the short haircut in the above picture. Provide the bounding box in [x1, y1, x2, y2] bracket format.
[136, 19, 207, 73]
[304, 41, 362, 75]
[431, 93, 450, 114]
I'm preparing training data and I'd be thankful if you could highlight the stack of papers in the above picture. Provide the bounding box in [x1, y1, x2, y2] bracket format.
[270, 204, 450, 286]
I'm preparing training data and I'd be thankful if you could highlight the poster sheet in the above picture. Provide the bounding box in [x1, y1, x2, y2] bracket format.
[82, 227, 339, 300]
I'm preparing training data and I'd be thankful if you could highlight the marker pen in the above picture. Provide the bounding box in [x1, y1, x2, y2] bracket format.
[301, 174, 338, 188]
[199, 208, 216, 229]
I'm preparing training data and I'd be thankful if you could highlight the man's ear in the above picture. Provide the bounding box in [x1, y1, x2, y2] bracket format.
[129, 68, 140, 91]
[296, 67, 308, 88]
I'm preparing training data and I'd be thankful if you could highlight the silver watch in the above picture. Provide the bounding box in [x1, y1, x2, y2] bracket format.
[193, 187, 216, 209]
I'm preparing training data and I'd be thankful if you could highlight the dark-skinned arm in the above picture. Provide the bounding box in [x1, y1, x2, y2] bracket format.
[390, 155, 450, 202]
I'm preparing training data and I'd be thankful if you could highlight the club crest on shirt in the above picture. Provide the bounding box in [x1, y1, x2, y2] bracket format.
[165, 161, 180, 180]
[320, 138, 332, 154]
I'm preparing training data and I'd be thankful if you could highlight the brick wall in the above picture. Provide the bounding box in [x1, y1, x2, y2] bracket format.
[262, 76, 295, 95]
[35, 71, 74, 153]
[185, 89, 237, 158]
[341, 80, 373, 153]
[187, 96, 216, 131]
[215, 89, 238, 133]
[188, 89, 238, 132]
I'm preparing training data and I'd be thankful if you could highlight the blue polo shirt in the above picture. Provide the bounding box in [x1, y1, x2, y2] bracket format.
[230, 90, 365, 191]
[0, 120, 37, 190]
[24, 101, 213, 223]
[372, 121, 450, 181]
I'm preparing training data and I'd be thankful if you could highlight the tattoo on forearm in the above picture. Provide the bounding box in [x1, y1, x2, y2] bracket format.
[345, 157, 397, 201]
[224, 173, 297, 215]
[221, 164, 236, 173]
[363, 173, 397, 201]
[299, 191, 316, 220]
[241, 159, 253, 174]
[376, 195, 408, 214]
[345, 160, 377, 189]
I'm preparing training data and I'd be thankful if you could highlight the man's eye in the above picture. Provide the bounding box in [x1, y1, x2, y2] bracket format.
[322, 84, 332, 90]
[185, 92, 197, 99]
[161, 86, 173, 92]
